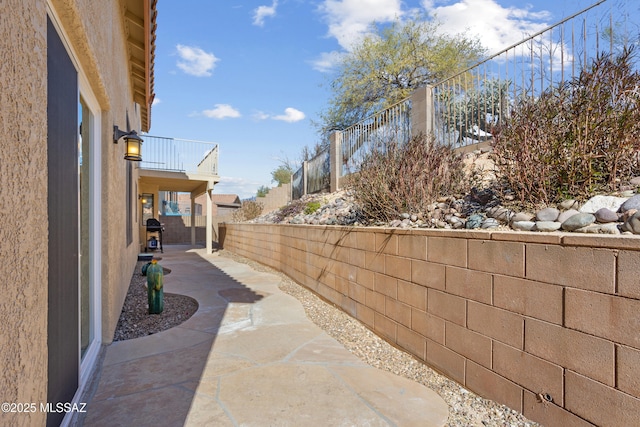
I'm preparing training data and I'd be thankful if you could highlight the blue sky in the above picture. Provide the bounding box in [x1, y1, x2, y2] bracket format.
[148, 0, 615, 199]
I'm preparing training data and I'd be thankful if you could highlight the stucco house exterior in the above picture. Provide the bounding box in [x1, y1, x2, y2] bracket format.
[1, 1, 157, 425]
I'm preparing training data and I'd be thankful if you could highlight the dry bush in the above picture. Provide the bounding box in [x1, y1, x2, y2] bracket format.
[273, 199, 307, 222]
[349, 133, 465, 222]
[231, 200, 264, 222]
[492, 48, 640, 206]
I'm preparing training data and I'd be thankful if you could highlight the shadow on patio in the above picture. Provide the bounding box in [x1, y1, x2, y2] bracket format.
[80, 245, 448, 426]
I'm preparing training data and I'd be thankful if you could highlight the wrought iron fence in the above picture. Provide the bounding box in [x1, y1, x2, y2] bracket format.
[432, 0, 639, 147]
[140, 135, 219, 175]
[291, 167, 304, 200]
[306, 149, 331, 194]
[341, 98, 412, 175]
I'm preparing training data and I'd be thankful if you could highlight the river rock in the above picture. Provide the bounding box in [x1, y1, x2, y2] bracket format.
[486, 206, 512, 222]
[561, 213, 596, 231]
[481, 218, 500, 229]
[580, 195, 628, 214]
[559, 199, 580, 210]
[620, 194, 640, 213]
[594, 208, 619, 223]
[535, 221, 562, 232]
[557, 209, 579, 223]
[622, 211, 640, 234]
[466, 214, 484, 229]
[599, 223, 622, 234]
[512, 221, 536, 231]
[536, 207, 560, 221]
[512, 212, 534, 222]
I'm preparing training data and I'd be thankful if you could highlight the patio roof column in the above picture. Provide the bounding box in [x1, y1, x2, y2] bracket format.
[190, 195, 196, 246]
[206, 187, 213, 254]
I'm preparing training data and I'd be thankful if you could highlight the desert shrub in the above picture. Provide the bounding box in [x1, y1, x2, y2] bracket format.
[492, 47, 640, 206]
[304, 201, 322, 215]
[256, 185, 270, 198]
[231, 200, 264, 222]
[349, 133, 465, 222]
[273, 199, 307, 222]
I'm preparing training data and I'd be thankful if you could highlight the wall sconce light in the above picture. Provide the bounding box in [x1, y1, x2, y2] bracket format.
[113, 125, 143, 161]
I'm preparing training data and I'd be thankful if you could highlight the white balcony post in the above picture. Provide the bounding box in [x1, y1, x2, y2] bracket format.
[206, 188, 213, 254]
[190, 195, 196, 246]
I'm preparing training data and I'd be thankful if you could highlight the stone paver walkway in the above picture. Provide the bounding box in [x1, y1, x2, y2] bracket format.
[83, 245, 448, 426]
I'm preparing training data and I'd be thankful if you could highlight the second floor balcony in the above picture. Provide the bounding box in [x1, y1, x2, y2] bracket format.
[140, 135, 219, 176]
[138, 134, 220, 206]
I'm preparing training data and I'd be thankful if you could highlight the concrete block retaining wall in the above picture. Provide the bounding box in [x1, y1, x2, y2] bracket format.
[159, 215, 207, 244]
[218, 223, 640, 427]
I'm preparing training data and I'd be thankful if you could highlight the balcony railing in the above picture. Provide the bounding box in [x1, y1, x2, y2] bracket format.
[140, 135, 219, 175]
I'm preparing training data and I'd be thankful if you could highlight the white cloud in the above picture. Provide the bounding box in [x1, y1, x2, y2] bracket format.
[152, 97, 161, 106]
[252, 111, 271, 120]
[318, 0, 404, 50]
[253, 1, 278, 27]
[273, 107, 306, 122]
[310, 50, 346, 73]
[313, 0, 553, 72]
[421, 0, 552, 55]
[176, 44, 219, 77]
[202, 104, 241, 119]
[253, 107, 306, 122]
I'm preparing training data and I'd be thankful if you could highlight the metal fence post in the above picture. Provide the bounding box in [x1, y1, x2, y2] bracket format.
[330, 131, 343, 192]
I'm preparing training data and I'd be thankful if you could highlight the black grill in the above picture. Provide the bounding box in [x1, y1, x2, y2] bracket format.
[146, 218, 163, 232]
[145, 218, 164, 253]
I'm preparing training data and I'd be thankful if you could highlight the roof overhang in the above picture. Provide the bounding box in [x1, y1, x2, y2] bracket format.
[139, 169, 220, 196]
[123, 0, 157, 132]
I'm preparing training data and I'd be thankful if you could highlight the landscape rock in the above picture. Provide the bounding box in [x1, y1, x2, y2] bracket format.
[622, 211, 640, 234]
[511, 221, 536, 231]
[620, 194, 640, 213]
[535, 221, 562, 232]
[536, 207, 560, 222]
[630, 176, 640, 186]
[481, 218, 500, 229]
[594, 208, 619, 223]
[486, 206, 512, 222]
[598, 223, 622, 234]
[559, 199, 580, 210]
[247, 186, 640, 240]
[511, 212, 534, 222]
[580, 195, 628, 214]
[557, 209, 579, 223]
[561, 213, 596, 231]
[466, 214, 484, 229]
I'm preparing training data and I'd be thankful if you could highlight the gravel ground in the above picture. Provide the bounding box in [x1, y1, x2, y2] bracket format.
[114, 254, 540, 426]
[113, 261, 199, 342]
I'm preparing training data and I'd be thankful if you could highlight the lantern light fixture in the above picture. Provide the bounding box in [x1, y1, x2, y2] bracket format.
[113, 125, 143, 161]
